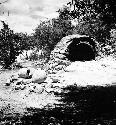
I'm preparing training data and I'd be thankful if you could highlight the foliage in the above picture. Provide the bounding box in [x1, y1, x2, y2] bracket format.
[0, 22, 16, 68]
[57, 5, 72, 20]
[13, 33, 28, 51]
[34, 0, 116, 59]
[69, 0, 116, 25]
[72, 17, 110, 46]
[57, 0, 116, 48]
[0, 21, 31, 68]
[33, 18, 73, 60]
[28, 50, 39, 61]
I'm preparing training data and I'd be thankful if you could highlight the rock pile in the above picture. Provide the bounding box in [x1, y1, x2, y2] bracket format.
[47, 34, 99, 74]
[5, 68, 47, 93]
[5, 56, 116, 95]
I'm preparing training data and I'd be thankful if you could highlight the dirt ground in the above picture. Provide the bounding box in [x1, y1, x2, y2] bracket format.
[0, 68, 61, 124]
[1, 56, 116, 124]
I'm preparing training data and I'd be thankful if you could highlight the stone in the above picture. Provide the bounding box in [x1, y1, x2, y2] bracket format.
[29, 67, 37, 77]
[47, 34, 99, 73]
[5, 75, 18, 86]
[18, 68, 30, 78]
[15, 78, 32, 85]
[14, 84, 26, 90]
[5, 78, 11, 86]
[34, 84, 44, 94]
[32, 68, 47, 83]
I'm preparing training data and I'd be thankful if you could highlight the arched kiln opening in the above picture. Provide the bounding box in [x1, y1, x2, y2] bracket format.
[67, 37, 96, 61]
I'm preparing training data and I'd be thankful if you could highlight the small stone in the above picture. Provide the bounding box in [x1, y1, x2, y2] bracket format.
[16, 81, 22, 85]
[14, 85, 25, 90]
[5, 82, 11, 86]
[5, 79, 11, 86]
[35, 85, 44, 94]
[29, 86, 35, 92]
[18, 68, 30, 78]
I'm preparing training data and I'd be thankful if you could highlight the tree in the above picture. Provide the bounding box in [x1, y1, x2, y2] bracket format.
[13, 32, 31, 51]
[33, 18, 72, 59]
[68, 0, 116, 26]
[0, 21, 31, 68]
[57, 6, 72, 20]
[0, 21, 16, 68]
[57, 0, 116, 46]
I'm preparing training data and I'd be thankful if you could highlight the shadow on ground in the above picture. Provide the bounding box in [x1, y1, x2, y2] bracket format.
[1, 85, 116, 125]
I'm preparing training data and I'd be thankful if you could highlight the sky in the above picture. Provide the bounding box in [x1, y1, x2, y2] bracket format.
[0, 0, 71, 34]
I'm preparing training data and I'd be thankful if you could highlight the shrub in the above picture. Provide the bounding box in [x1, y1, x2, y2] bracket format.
[0, 21, 32, 68]
[33, 18, 73, 60]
